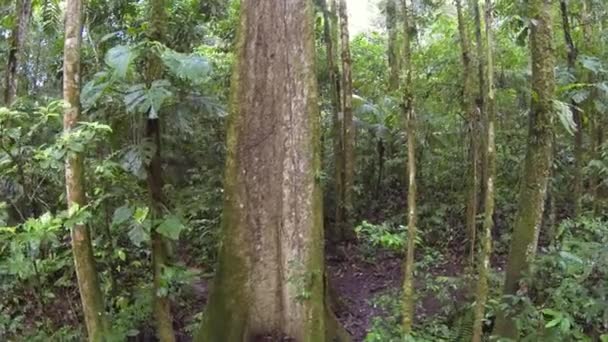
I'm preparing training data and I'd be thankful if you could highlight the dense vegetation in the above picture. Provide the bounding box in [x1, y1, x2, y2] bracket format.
[0, 0, 606, 341]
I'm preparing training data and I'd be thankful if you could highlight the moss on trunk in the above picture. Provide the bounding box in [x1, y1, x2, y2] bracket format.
[493, 0, 555, 338]
[195, 1, 349, 340]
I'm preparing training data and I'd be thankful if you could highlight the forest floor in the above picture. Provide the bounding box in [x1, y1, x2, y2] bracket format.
[182, 242, 470, 342]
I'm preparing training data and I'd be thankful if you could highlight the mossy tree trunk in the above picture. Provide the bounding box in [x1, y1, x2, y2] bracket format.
[63, 0, 110, 339]
[144, 0, 176, 340]
[338, 0, 355, 241]
[400, 0, 417, 334]
[4, 0, 32, 105]
[456, 0, 479, 264]
[472, 1, 496, 340]
[387, 0, 401, 92]
[471, 0, 487, 210]
[195, 1, 348, 340]
[493, 0, 555, 338]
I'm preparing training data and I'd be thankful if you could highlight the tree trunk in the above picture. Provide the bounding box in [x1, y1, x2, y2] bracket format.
[195, 1, 348, 340]
[493, 0, 555, 338]
[321, 0, 344, 243]
[4, 0, 32, 105]
[559, 0, 583, 218]
[63, 0, 110, 339]
[144, 0, 176, 340]
[386, 0, 401, 92]
[400, 0, 417, 334]
[471, 0, 487, 211]
[338, 0, 355, 241]
[456, 0, 479, 264]
[472, 1, 496, 340]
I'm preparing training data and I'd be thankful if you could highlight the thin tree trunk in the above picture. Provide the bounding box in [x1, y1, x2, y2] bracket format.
[386, 0, 401, 92]
[456, 0, 479, 264]
[195, 1, 348, 340]
[493, 0, 555, 338]
[559, 0, 583, 218]
[472, 1, 496, 340]
[4, 0, 32, 105]
[400, 0, 417, 334]
[339, 0, 355, 240]
[145, 0, 176, 340]
[471, 0, 487, 211]
[63, 0, 110, 339]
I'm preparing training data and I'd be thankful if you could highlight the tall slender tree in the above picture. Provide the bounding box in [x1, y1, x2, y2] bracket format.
[472, 0, 497, 340]
[400, 0, 418, 334]
[456, 0, 479, 263]
[144, 0, 176, 340]
[386, 0, 401, 92]
[493, 0, 555, 338]
[471, 0, 487, 208]
[338, 0, 355, 240]
[4, 0, 32, 105]
[63, 0, 110, 339]
[195, 1, 348, 340]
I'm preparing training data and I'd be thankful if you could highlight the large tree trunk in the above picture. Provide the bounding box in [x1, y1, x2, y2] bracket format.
[4, 0, 32, 105]
[195, 1, 348, 340]
[63, 0, 110, 339]
[456, 0, 479, 264]
[400, 0, 417, 334]
[472, 1, 496, 340]
[144, 0, 176, 340]
[338, 0, 355, 241]
[493, 0, 555, 338]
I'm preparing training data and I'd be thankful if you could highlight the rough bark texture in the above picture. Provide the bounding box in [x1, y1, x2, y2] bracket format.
[386, 0, 401, 92]
[63, 0, 110, 339]
[559, 0, 583, 218]
[195, 1, 348, 340]
[338, 0, 355, 241]
[4, 0, 32, 105]
[144, 0, 176, 340]
[400, 0, 417, 334]
[472, 1, 496, 340]
[456, 0, 479, 264]
[493, 0, 555, 338]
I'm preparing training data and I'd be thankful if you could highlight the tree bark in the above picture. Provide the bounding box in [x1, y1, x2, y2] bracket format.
[471, 0, 487, 211]
[472, 1, 496, 340]
[338, 0, 355, 241]
[63, 0, 110, 339]
[4, 0, 32, 105]
[144, 0, 176, 340]
[456, 0, 479, 264]
[400, 0, 417, 334]
[493, 0, 555, 338]
[195, 1, 348, 340]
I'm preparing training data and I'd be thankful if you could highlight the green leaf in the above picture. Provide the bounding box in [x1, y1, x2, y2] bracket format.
[553, 100, 577, 136]
[112, 206, 132, 226]
[128, 224, 149, 247]
[156, 215, 185, 240]
[161, 49, 210, 84]
[133, 207, 149, 224]
[105, 45, 137, 78]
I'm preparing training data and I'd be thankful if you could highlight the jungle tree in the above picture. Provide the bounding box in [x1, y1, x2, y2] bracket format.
[63, 0, 110, 338]
[4, 0, 32, 105]
[400, 0, 418, 334]
[472, 0, 497, 340]
[493, 0, 556, 338]
[195, 0, 348, 340]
